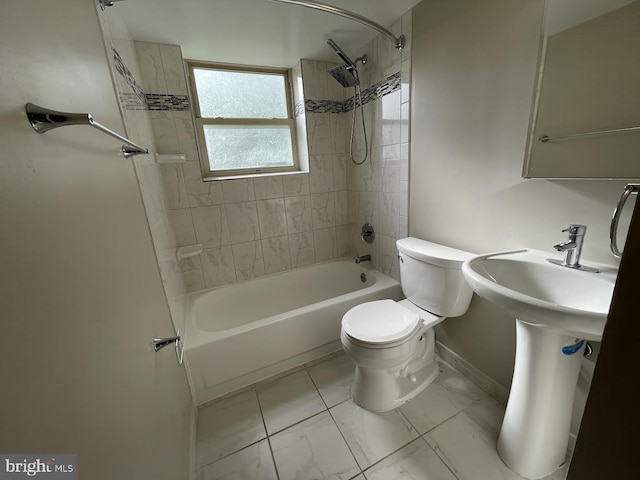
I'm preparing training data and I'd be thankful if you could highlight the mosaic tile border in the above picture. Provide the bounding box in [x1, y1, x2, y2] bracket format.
[112, 47, 145, 105]
[304, 72, 401, 115]
[118, 92, 191, 112]
[113, 46, 399, 116]
[145, 94, 191, 111]
[304, 99, 345, 114]
[113, 47, 191, 112]
[347, 71, 401, 112]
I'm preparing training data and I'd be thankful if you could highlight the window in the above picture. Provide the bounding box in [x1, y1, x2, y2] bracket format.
[187, 61, 298, 179]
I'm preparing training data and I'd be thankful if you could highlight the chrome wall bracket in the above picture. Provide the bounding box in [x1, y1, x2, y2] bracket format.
[25, 103, 149, 158]
[153, 330, 184, 366]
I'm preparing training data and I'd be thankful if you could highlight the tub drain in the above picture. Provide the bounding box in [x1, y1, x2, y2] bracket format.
[360, 273, 367, 283]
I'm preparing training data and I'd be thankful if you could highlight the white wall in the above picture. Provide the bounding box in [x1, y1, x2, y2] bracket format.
[410, 0, 632, 388]
[0, 1, 193, 478]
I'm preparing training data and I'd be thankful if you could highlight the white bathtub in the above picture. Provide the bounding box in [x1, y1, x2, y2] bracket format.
[184, 258, 403, 404]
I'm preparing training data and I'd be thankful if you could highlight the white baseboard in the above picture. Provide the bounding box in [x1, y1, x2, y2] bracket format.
[436, 341, 510, 406]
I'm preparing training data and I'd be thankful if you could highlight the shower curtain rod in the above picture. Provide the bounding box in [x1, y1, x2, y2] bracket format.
[269, 0, 405, 51]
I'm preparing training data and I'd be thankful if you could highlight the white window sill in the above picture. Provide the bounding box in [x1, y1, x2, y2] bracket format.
[203, 169, 309, 181]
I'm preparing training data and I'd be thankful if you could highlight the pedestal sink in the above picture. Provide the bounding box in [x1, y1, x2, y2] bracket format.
[461, 249, 617, 479]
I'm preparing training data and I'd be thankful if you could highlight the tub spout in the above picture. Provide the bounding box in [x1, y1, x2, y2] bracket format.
[355, 255, 371, 264]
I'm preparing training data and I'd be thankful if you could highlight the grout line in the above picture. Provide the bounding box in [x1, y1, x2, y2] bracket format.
[195, 387, 268, 470]
[197, 383, 256, 410]
[266, 436, 281, 480]
[266, 409, 328, 437]
[420, 407, 469, 436]
[397, 406, 420, 433]
[304, 364, 330, 411]
[254, 386, 281, 480]
[303, 349, 345, 369]
[422, 433, 462, 480]
[254, 385, 271, 437]
[304, 361, 362, 476]
[196, 436, 267, 471]
[418, 408, 471, 480]
[326, 405, 365, 474]
[359, 436, 431, 477]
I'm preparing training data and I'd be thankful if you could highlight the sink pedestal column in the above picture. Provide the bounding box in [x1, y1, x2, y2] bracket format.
[498, 320, 585, 479]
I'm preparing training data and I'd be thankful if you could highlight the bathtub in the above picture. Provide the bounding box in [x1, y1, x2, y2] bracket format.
[184, 258, 403, 405]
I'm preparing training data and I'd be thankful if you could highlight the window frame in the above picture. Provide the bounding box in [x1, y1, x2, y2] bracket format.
[187, 60, 299, 180]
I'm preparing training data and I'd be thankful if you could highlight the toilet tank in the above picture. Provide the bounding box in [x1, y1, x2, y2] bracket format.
[396, 237, 474, 317]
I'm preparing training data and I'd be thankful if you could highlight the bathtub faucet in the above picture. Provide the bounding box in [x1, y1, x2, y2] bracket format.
[355, 254, 371, 264]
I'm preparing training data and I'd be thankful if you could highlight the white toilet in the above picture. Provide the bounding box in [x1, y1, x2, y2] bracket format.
[341, 237, 474, 411]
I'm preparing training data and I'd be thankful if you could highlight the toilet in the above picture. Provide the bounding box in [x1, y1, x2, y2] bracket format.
[341, 237, 474, 411]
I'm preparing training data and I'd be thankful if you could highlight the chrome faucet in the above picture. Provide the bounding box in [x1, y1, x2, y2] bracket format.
[355, 254, 371, 264]
[549, 224, 599, 272]
[553, 224, 587, 268]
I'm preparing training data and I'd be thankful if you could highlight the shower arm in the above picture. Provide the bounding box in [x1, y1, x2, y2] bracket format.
[269, 0, 405, 51]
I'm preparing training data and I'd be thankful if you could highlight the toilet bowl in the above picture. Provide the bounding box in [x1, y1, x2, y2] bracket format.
[341, 237, 473, 412]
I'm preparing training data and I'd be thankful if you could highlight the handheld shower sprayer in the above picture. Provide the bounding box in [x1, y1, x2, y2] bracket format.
[326, 39, 369, 166]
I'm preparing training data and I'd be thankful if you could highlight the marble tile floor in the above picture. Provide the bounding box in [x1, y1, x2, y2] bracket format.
[195, 352, 569, 480]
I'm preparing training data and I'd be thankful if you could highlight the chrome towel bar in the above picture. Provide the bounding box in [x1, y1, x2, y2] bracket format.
[538, 125, 640, 143]
[610, 183, 639, 258]
[25, 103, 149, 158]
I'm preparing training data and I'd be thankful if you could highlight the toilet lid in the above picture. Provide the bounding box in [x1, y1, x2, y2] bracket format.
[342, 299, 420, 344]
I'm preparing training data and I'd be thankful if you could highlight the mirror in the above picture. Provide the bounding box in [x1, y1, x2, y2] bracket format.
[523, 0, 640, 179]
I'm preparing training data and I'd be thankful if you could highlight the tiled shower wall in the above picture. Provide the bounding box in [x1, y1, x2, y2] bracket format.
[134, 43, 350, 292]
[111, 9, 411, 295]
[97, 8, 188, 335]
[346, 11, 412, 280]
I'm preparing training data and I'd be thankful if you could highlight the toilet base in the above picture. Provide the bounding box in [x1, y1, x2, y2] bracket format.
[349, 329, 439, 412]
[351, 359, 439, 412]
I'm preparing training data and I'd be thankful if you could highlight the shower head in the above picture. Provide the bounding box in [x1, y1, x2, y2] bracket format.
[328, 64, 360, 87]
[326, 38, 367, 87]
[327, 38, 358, 71]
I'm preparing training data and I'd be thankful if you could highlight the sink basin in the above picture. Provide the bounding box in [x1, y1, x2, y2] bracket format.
[461, 249, 618, 479]
[462, 249, 616, 341]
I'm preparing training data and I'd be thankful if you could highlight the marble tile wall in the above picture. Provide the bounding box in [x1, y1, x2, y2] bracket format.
[97, 11, 187, 335]
[346, 10, 412, 281]
[134, 44, 350, 292]
[130, 9, 411, 293]
[131, 42, 349, 291]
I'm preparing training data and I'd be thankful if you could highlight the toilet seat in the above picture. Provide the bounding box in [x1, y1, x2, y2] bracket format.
[342, 299, 420, 344]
